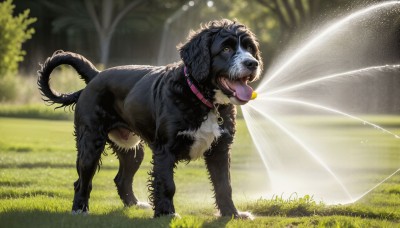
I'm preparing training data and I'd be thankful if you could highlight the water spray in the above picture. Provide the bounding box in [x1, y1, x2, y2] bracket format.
[242, 1, 400, 204]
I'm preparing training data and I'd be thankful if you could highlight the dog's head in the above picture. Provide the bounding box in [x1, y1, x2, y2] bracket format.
[179, 19, 263, 105]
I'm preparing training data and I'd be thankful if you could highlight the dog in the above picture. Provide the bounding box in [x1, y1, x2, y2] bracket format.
[37, 19, 262, 218]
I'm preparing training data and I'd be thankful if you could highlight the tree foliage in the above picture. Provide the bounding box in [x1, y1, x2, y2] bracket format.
[255, 0, 345, 42]
[0, 0, 35, 101]
[0, 0, 36, 77]
[220, 0, 347, 64]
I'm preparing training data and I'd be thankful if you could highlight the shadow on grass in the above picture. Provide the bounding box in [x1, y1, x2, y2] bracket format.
[0, 189, 63, 199]
[0, 162, 76, 169]
[201, 217, 232, 228]
[0, 162, 151, 170]
[0, 209, 173, 228]
[0, 180, 32, 187]
[0, 162, 123, 170]
[0, 209, 240, 228]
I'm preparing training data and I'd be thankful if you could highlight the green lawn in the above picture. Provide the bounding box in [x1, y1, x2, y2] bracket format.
[0, 117, 399, 227]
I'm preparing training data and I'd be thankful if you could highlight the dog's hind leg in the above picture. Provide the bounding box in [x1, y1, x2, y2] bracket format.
[72, 123, 107, 214]
[111, 142, 150, 208]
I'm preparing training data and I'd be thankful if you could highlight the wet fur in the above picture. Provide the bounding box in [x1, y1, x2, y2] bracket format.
[37, 19, 262, 218]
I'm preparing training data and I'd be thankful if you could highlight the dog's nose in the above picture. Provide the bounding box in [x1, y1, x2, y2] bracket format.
[243, 59, 259, 70]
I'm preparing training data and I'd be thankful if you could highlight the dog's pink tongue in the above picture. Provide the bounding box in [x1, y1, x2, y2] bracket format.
[230, 80, 253, 102]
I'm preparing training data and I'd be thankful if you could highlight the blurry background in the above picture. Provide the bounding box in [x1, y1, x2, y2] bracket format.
[1, 1, 400, 222]
[1, 0, 400, 112]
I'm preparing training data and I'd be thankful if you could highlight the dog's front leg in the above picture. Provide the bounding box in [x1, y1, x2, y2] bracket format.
[149, 149, 177, 218]
[205, 133, 254, 220]
[204, 133, 240, 218]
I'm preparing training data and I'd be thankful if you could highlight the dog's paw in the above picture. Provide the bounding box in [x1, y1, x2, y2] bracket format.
[71, 209, 89, 215]
[169, 212, 181, 219]
[136, 201, 152, 210]
[237, 211, 254, 220]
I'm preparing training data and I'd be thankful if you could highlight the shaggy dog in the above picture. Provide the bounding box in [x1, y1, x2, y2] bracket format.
[38, 19, 262, 218]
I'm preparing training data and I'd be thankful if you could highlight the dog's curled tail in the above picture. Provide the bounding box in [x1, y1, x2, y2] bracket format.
[37, 50, 99, 108]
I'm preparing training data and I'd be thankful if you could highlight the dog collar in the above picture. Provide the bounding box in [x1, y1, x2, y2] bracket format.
[183, 67, 224, 125]
[183, 67, 214, 109]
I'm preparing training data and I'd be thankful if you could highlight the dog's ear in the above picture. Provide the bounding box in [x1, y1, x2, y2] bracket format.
[179, 30, 211, 83]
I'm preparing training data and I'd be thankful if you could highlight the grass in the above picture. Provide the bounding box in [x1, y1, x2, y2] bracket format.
[0, 104, 73, 120]
[0, 66, 85, 120]
[0, 117, 399, 227]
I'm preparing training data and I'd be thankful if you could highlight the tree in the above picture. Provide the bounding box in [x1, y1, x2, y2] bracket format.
[40, 0, 191, 67]
[0, 0, 35, 77]
[0, 0, 35, 101]
[84, 0, 145, 66]
[42, 0, 145, 67]
[219, 0, 347, 65]
[255, 0, 343, 43]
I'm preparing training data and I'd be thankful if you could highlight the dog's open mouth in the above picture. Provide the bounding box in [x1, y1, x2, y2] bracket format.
[217, 76, 254, 104]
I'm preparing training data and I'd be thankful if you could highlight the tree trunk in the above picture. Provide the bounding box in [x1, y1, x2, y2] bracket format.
[100, 34, 112, 67]
[282, 0, 297, 30]
[85, 0, 144, 67]
[295, 0, 306, 23]
[270, 0, 290, 32]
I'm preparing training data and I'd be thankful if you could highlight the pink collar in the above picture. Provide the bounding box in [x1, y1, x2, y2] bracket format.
[184, 67, 213, 109]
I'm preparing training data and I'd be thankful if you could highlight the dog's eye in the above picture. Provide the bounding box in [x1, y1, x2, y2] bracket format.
[223, 47, 232, 53]
[246, 46, 254, 53]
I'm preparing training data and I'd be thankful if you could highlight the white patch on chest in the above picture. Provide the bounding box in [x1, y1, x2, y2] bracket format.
[178, 112, 222, 160]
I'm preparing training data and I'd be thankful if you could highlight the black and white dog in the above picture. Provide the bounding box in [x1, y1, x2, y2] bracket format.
[38, 19, 262, 218]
